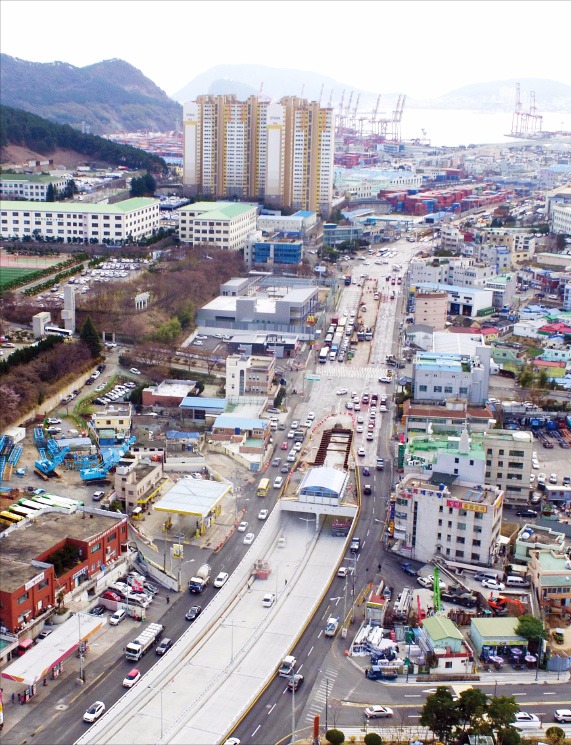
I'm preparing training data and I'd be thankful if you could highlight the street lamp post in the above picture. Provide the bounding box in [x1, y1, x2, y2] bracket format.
[177, 559, 195, 593]
[290, 672, 296, 745]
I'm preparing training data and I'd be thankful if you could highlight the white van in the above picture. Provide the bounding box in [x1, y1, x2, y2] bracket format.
[474, 571, 500, 583]
[109, 609, 127, 626]
[505, 575, 529, 587]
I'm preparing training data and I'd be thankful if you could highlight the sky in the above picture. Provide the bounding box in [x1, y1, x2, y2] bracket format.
[1, 0, 570, 100]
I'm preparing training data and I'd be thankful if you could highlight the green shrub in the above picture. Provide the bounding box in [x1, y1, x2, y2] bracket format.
[325, 729, 345, 745]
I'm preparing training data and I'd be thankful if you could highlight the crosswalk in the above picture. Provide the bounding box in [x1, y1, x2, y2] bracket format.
[307, 365, 383, 381]
[304, 667, 339, 723]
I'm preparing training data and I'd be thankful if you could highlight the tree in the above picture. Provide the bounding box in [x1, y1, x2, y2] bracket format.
[79, 316, 102, 358]
[515, 615, 547, 653]
[419, 686, 460, 743]
[364, 734, 383, 745]
[555, 234, 567, 252]
[194, 380, 205, 395]
[545, 726, 566, 745]
[454, 688, 488, 737]
[325, 729, 345, 745]
[46, 183, 56, 202]
[486, 695, 520, 733]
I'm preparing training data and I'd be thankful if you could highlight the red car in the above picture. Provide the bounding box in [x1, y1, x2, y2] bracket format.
[102, 590, 121, 602]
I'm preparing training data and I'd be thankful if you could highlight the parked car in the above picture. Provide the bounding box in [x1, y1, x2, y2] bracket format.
[401, 562, 418, 577]
[481, 578, 506, 591]
[554, 709, 571, 723]
[549, 473, 558, 484]
[357, 447, 366, 457]
[262, 593, 275, 608]
[130, 368, 141, 375]
[102, 590, 121, 602]
[516, 509, 538, 518]
[109, 609, 127, 626]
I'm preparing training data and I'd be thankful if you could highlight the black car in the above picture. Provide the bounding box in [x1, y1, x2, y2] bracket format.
[516, 509, 538, 518]
[88, 605, 106, 616]
[186, 605, 202, 622]
[156, 637, 173, 656]
[97, 363, 106, 372]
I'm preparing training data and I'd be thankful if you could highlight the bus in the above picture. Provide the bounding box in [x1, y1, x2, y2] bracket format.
[324, 333, 334, 345]
[327, 325, 337, 336]
[42, 493, 84, 508]
[9, 505, 37, 518]
[30, 495, 74, 513]
[337, 316, 347, 330]
[18, 499, 45, 512]
[319, 346, 330, 364]
[257, 478, 270, 497]
[44, 326, 73, 338]
[0, 510, 23, 524]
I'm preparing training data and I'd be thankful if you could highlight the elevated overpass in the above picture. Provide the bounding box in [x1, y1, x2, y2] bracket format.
[75, 498, 358, 745]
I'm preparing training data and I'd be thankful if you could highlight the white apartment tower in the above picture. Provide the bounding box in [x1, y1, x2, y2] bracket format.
[183, 95, 333, 216]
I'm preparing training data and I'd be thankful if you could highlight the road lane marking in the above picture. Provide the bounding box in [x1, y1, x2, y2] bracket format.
[252, 725, 261, 737]
[405, 694, 421, 698]
[308, 645, 314, 656]
[543, 692, 556, 695]
[513, 693, 527, 696]
[268, 703, 276, 715]
[318, 630, 323, 638]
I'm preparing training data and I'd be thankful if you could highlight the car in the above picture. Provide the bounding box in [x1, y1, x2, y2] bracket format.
[401, 562, 418, 577]
[214, 333, 223, 339]
[287, 430, 295, 439]
[143, 582, 159, 596]
[516, 509, 538, 518]
[280, 464, 290, 474]
[47, 426, 61, 434]
[130, 368, 141, 375]
[417, 576, 433, 588]
[273, 476, 284, 489]
[357, 415, 364, 424]
[88, 605, 106, 616]
[109, 609, 127, 625]
[156, 638, 173, 656]
[258, 508, 269, 520]
[287, 674, 304, 691]
[262, 593, 275, 608]
[194, 340, 204, 346]
[291, 420, 299, 429]
[376, 458, 384, 471]
[303, 419, 312, 428]
[272, 457, 281, 467]
[278, 422, 286, 431]
[532, 459, 540, 470]
[92, 490, 105, 502]
[122, 668, 141, 688]
[186, 605, 202, 622]
[237, 521, 248, 532]
[102, 590, 121, 602]
[363, 484, 372, 495]
[307, 411, 315, 420]
[363, 466, 371, 476]
[287, 451, 296, 462]
[37, 628, 53, 640]
[345, 401, 353, 411]
[293, 442, 302, 452]
[196, 335, 208, 340]
[83, 701, 106, 723]
[356, 425, 364, 433]
[383, 586, 393, 600]
[243, 532, 255, 545]
[94, 384, 106, 392]
[537, 472, 546, 485]
[214, 572, 229, 588]
[481, 578, 506, 591]
[549, 473, 558, 484]
[350, 537, 361, 553]
[47, 417, 61, 425]
[357, 447, 366, 457]
[223, 739, 241, 745]
[337, 388, 348, 395]
[281, 441, 289, 450]
[365, 706, 394, 719]
[554, 709, 571, 723]
[366, 432, 374, 441]
[353, 403, 361, 412]
[529, 474, 535, 485]
[338, 567, 348, 578]
[563, 475, 571, 486]
[512, 712, 540, 728]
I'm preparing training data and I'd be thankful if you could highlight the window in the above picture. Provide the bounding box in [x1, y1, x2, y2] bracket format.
[458, 522, 466, 531]
[472, 539, 481, 547]
[445, 661, 453, 669]
[91, 542, 101, 554]
[419, 385, 427, 392]
[498, 460, 504, 467]
[455, 550, 464, 558]
[434, 386, 442, 393]
[444, 386, 453, 393]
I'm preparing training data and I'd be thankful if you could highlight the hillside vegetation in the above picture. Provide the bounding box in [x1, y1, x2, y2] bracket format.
[0, 55, 182, 134]
[0, 105, 167, 171]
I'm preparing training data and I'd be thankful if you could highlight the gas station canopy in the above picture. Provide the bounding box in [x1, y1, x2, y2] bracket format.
[154, 479, 231, 518]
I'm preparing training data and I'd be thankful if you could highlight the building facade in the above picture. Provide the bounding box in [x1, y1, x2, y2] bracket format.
[393, 475, 503, 565]
[413, 291, 448, 330]
[225, 354, 275, 398]
[412, 347, 491, 405]
[183, 95, 333, 216]
[178, 201, 257, 250]
[0, 173, 73, 201]
[483, 430, 533, 507]
[528, 549, 571, 613]
[0, 198, 160, 243]
[114, 457, 164, 514]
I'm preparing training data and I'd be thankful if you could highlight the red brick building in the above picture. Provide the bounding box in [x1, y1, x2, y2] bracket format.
[0, 511, 128, 634]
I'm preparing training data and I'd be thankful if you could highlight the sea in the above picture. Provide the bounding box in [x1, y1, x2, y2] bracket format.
[399, 108, 571, 148]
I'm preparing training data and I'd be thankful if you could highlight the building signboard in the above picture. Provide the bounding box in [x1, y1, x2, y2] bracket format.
[446, 499, 487, 513]
[24, 572, 45, 592]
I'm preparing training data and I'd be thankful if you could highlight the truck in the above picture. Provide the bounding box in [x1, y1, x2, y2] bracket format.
[293, 429, 305, 443]
[125, 622, 164, 661]
[278, 655, 297, 677]
[325, 616, 339, 637]
[331, 518, 351, 536]
[189, 564, 211, 593]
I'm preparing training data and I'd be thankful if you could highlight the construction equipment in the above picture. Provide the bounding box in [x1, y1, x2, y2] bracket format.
[487, 594, 525, 616]
[433, 566, 442, 612]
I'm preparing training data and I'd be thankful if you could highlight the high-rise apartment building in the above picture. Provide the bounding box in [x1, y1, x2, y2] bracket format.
[183, 95, 333, 216]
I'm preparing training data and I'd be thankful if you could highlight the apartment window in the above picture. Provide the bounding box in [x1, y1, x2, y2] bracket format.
[445, 661, 453, 669]
[438, 519, 442, 526]
[439, 505, 443, 513]
[419, 385, 427, 392]
[91, 542, 101, 554]
[457, 536, 465, 544]
[434, 386, 442, 393]
[455, 550, 464, 558]
[459, 387, 468, 394]
[17, 592, 30, 605]
[497, 473, 503, 479]
[444, 386, 453, 393]
[447, 521, 452, 528]
[499, 449, 504, 455]
[473, 539, 481, 547]
[471, 552, 480, 561]
[498, 460, 504, 467]
[458, 522, 466, 531]
[475, 513, 483, 520]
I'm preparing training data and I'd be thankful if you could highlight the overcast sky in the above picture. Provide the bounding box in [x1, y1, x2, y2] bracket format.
[2, 0, 569, 100]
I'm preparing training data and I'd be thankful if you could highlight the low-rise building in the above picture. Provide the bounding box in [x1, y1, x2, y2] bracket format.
[419, 616, 473, 674]
[528, 549, 571, 614]
[90, 404, 132, 445]
[410, 282, 494, 317]
[413, 291, 448, 330]
[513, 524, 566, 565]
[413, 345, 491, 405]
[0, 510, 127, 634]
[0, 173, 73, 201]
[114, 456, 163, 514]
[0, 198, 160, 242]
[225, 354, 275, 398]
[244, 232, 304, 268]
[179, 397, 227, 423]
[178, 201, 258, 250]
[393, 474, 503, 566]
[142, 379, 197, 408]
[469, 617, 528, 657]
[402, 399, 495, 437]
[257, 210, 317, 235]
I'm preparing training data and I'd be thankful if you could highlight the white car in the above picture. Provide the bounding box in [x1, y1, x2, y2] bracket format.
[336, 388, 348, 395]
[273, 476, 284, 489]
[549, 473, 557, 484]
[262, 593, 275, 608]
[554, 709, 571, 723]
[307, 412, 315, 420]
[83, 701, 106, 722]
[356, 425, 364, 433]
[214, 572, 229, 588]
[481, 578, 505, 591]
[512, 712, 540, 728]
[243, 533, 255, 545]
[291, 420, 299, 429]
[357, 415, 364, 424]
[364, 706, 394, 719]
[258, 509, 269, 520]
[417, 576, 433, 588]
[537, 473, 546, 485]
[287, 430, 295, 438]
[293, 442, 302, 452]
[130, 368, 141, 375]
[47, 417, 61, 425]
[237, 521, 248, 532]
[532, 459, 540, 470]
[194, 340, 204, 346]
[357, 447, 366, 457]
[122, 668, 141, 688]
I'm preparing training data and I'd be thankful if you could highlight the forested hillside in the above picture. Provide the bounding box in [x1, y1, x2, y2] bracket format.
[0, 106, 167, 171]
